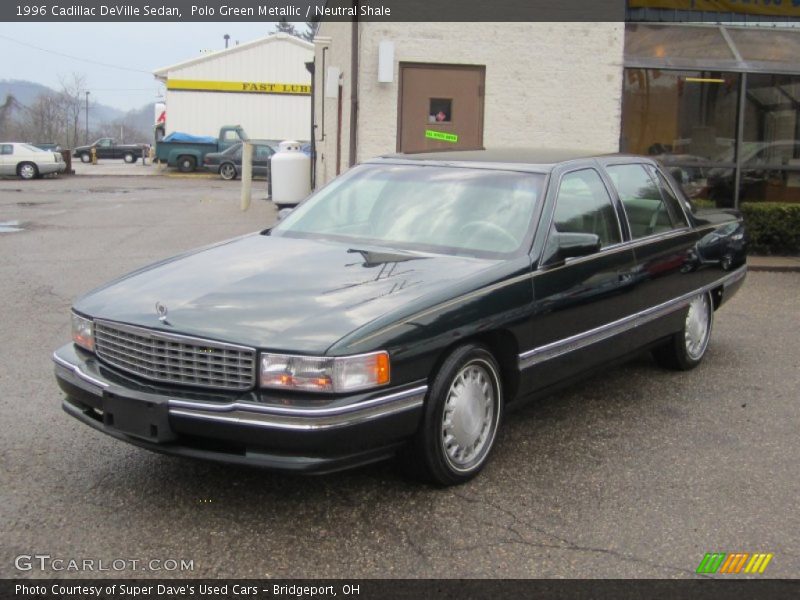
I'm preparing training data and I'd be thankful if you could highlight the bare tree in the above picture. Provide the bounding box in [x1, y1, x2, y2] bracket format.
[0, 94, 22, 138]
[58, 73, 86, 148]
[22, 92, 65, 144]
[301, 20, 320, 42]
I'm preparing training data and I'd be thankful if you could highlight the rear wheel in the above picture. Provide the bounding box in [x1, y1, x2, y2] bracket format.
[17, 162, 38, 180]
[653, 291, 714, 370]
[177, 155, 196, 173]
[219, 162, 237, 180]
[405, 344, 503, 485]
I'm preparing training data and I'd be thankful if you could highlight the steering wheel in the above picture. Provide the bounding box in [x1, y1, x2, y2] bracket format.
[459, 221, 518, 250]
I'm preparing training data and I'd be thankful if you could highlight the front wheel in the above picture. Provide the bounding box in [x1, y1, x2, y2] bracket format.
[80, 152, 91, 163]
[219, 162, 237, 180]
[653, 291, 714, 370]
[405, 344, 503, 485]
[123, 152, 136, 163]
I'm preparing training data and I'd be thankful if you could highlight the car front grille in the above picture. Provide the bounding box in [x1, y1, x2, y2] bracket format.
[94, 320, 256, 391]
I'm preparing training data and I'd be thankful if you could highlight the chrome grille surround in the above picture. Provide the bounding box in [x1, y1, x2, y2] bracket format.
[93, 320, 256, 391]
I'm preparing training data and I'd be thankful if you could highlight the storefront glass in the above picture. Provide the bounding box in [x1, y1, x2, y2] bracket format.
[739, 74, 800, 204]
[622, 69, 800, 207]
[621, 68, 739, 206]
[622, 24, 800, 208]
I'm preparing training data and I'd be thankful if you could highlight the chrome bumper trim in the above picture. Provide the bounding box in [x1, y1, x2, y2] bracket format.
[168, 385, 428, 417]
[52, 352, 109, 389]
[170, 389, 426, 432]
[518, 265, 747, 370]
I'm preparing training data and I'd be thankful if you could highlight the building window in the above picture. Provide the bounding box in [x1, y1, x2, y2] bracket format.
[740, 74, 800, 204]
[429, 98, 452, 123]
[621, 69, 740, 160]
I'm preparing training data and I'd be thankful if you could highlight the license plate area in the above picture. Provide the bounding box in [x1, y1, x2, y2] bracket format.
[102, 394, 176, 443]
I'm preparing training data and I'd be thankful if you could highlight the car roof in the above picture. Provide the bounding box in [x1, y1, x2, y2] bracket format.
[370, 148, 647, 172]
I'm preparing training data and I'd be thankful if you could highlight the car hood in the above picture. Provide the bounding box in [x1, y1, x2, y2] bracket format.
[74, 234, 496, 354]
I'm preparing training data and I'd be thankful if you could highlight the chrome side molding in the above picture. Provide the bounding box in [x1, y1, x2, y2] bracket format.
[518, 265, 746, 370]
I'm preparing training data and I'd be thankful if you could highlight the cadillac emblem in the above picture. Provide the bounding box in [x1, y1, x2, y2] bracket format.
[155, 302, 169, 323]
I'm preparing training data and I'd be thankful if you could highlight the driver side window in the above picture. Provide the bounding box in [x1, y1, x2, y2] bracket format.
[553, 169, 621, 248]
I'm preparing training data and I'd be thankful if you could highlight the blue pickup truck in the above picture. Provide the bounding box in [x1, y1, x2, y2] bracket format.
[155, 125, 247, 172]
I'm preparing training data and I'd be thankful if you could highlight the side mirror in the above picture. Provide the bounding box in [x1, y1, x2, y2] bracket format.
[543, 231, 601, 266]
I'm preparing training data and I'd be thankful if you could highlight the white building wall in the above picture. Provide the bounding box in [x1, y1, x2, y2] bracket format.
[314, 22, 625, 186]
[158, 34, 313, 141]
[313, 22, 353, 188]
[163, 91, 310, 141]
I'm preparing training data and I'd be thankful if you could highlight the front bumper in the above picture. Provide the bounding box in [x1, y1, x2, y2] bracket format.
[53, 344, 426, 473]
[39, 162, 65, 175]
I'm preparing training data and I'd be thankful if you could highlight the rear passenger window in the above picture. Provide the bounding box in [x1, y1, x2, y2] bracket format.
[553, 169, 621, 247]
[607, 164, 683, 239]
[649, 167, 689, 228]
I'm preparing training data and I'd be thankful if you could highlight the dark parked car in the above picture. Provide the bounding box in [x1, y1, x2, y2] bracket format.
[202, 140, 279, 180]
[53, 150, 746, 485]
[73, 138, 145, 163]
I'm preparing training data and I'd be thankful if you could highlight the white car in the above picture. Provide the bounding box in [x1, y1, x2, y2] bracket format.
[0, 142, 66, 180]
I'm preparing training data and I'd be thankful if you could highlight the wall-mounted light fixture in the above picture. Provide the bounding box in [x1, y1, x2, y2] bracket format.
[378, 40, 394, 83]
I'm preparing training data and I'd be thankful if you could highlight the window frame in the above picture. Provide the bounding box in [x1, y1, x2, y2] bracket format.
[537, 164, 626, 266]
[603, 160, 694, 243]
[645, 164, 691, 229]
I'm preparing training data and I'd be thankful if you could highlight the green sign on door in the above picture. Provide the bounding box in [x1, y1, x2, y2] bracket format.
[425, 130, 459, 143]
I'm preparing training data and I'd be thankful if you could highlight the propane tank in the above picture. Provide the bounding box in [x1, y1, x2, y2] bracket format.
[270, 140, 311, 206]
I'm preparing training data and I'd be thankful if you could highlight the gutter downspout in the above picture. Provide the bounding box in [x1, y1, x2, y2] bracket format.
[348, 3, 359, 167]
[305, 60, 316, 190]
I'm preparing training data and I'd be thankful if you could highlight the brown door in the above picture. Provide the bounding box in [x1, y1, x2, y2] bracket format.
[398, 63, 485, 154]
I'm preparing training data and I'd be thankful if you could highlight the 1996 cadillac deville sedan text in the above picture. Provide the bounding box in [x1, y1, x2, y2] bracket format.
[54, 150, 746, 485]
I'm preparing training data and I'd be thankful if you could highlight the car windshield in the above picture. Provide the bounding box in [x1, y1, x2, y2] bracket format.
[272, 164, 544, 257]
[21, 144, 46, 153]
[222, 143, 242, 155]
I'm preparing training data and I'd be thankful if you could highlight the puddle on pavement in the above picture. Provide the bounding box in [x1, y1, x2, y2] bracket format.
[0, 220, 24, 233]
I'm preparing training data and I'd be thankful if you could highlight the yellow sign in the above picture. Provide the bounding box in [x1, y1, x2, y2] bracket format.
[629, 0, 800, 17]
[166, 79, 311, 95]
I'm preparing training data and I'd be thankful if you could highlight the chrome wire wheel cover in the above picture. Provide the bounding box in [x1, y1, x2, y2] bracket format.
[685, 293, 712, 360]
[441, 360, 500, 473]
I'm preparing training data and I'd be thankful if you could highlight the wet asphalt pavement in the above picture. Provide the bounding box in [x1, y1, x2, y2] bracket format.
[1, 175, 798, 579]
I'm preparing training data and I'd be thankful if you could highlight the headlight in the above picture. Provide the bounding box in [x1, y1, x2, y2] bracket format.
[260, 351, 390, 393]
[71, 312, 94, 352]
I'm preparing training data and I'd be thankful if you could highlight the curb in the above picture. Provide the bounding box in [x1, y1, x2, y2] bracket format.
[748, 264, 800, 273]
[748, 256, 800, 273]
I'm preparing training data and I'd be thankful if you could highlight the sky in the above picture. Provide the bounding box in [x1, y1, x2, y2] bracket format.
[0, 22, 307, 111]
